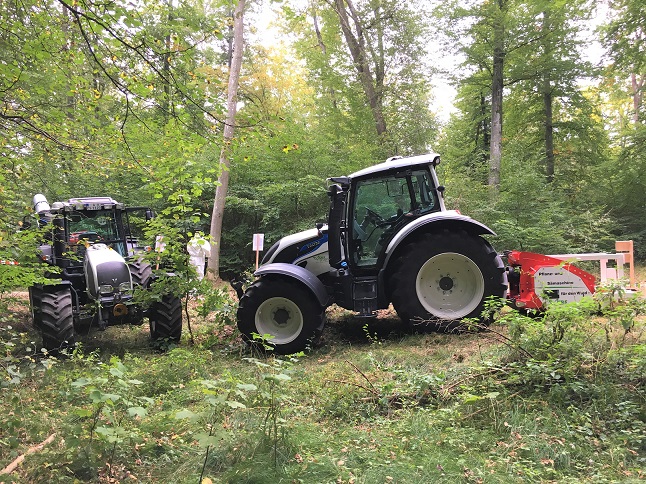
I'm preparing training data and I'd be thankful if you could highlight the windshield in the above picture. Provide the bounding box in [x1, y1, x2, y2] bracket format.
[67, 209, 125, 255]
[350, 168, 439, 268]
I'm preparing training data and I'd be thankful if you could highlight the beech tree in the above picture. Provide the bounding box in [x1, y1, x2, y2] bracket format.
[286, 0, 436, 156]
[437, 0, 594, 188]
[602, 0, 645, 124]
[208, 0, 246, 281]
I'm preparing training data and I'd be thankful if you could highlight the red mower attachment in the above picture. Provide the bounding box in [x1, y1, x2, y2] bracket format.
[505, 251, 596, 311]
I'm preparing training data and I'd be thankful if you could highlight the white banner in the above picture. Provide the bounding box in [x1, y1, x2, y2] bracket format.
[252, 233, 264, 252]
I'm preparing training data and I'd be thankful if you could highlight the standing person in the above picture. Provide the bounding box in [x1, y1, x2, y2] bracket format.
[187, 232, 211, 280]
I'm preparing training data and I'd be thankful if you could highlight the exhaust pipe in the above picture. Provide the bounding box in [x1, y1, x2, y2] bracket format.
[33, 194, 51, 214]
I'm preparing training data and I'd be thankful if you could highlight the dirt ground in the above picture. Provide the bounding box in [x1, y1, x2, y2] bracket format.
[4, 264, 645, 355]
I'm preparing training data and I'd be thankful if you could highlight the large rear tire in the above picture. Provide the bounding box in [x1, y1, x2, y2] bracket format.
[39, 286, 76, 353]
[128, 259, 152, 288]
[149, 295, 182, 342]
[237, 278, 325, 354]
[390, 230, 506, 331]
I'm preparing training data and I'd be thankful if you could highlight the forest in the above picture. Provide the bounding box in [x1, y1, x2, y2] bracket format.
[1, 0, 645, 482]
[1, 0, 645, 278]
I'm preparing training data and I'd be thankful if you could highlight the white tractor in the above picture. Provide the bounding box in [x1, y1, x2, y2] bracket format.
[28, 195, 182, 352]
[237, 153, 508, 353]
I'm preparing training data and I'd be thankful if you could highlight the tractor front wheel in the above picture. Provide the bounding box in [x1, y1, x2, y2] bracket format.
[390, 230, 506, 331]
[149, 295, 182, 342]
[237, 278, 325, 354]
[39, 286, 76, 353]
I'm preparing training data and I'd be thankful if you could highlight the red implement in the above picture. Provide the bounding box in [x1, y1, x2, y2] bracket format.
[506, 251, 596, 311]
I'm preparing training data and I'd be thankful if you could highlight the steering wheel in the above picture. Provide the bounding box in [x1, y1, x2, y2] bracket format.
[364, 207, 385, 225]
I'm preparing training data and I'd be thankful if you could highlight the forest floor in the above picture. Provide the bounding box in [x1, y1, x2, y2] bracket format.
[1, 271, 645, 483]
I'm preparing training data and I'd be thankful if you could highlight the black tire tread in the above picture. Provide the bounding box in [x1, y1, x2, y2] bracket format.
[39, 287, 75, 352]
[390, 229, 506, 331]
[237, 278, 325, 354]
[150, 295, 182, 342]
[128, 259, 153, 288]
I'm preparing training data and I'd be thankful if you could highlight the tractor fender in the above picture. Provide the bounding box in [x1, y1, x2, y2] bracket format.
[254, 262, 331, 308]
[383, 210, 496, 268]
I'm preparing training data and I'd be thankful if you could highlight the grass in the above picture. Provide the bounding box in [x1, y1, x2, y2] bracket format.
[1, 289, 645, 483]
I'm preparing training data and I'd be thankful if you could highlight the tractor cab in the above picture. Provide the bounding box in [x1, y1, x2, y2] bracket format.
[37, 197, 153, 267]
[326, 154, 445, 316]
[345, 159, 443, 272]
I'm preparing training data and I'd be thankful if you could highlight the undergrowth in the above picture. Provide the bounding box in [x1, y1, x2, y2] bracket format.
[1, 292, 645, 483]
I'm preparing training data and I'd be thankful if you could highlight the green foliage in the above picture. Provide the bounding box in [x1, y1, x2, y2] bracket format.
[1, 288, 645, 482]
[70, 356, 153, 468]
[0, 225, 60, 295]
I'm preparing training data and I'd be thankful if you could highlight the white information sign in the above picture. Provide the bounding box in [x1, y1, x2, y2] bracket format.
[534, 266, 592, 306]
[252, 233, 264, 252]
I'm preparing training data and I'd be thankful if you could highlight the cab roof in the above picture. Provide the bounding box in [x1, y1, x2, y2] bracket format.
[50, 197, 124, 211]
[347, 153, 441, 179]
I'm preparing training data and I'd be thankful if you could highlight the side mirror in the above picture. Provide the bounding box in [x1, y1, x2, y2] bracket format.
[437, 186, 445, 198]
[21, 215, 32, 230]
[145, 209, 155, 221]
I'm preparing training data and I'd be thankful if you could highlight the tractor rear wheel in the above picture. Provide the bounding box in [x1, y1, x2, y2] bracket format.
[237, 278, 325, 354]
[149, 295, 182, 342]
[128, 259, 152, 288]
[390, 230, 506, 331]
[39, 286, 76, 353]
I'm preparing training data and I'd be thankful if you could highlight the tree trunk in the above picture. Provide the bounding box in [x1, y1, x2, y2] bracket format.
[632, 73, 643, 123]
[333, 0, 387, 138]
[543, 81, 554, 183]
[489, 5, 504, 190]
[163, 0, 172, 121]
[311, 0, 338, 109]
[207, 0, 245, 282]
[541, 9, 555, 183]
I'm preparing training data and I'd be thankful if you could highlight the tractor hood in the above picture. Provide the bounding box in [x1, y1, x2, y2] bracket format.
[84, 244, 133, 298]
[261, 227, 331, 277]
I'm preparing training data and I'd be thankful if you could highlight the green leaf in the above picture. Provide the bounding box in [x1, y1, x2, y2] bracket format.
[264, 373, 291, 383]
[236, 383, 257, 392]
[225, 400, 246, 409]
[72, 378, 91, 388]
[175, 409, 200, 420]
[462, 394, 483, 404]
[128, 406, 147, 417]
[195, 432, 227, 448]
[74, 408, 94, 418]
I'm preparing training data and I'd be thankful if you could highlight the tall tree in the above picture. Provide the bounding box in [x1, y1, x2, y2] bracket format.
[332, 0, 387, 138]
[602, 0, 646, 124]
[489, 0, 506, 189]
[208, 0, 246, 281]
[439, 0, 517, 190]
[438, 0, 593, 188]
[286, 0, 436, 157]
[516, 0, 593, 182]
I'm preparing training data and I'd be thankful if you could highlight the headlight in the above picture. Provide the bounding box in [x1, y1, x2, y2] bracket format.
[99, 284, 114, 295]
[118, 282, 132, 292]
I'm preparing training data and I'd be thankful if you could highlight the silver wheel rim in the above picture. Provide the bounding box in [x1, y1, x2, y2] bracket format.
[255, 297, 303, 344]
[416, 252, 485, 319]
